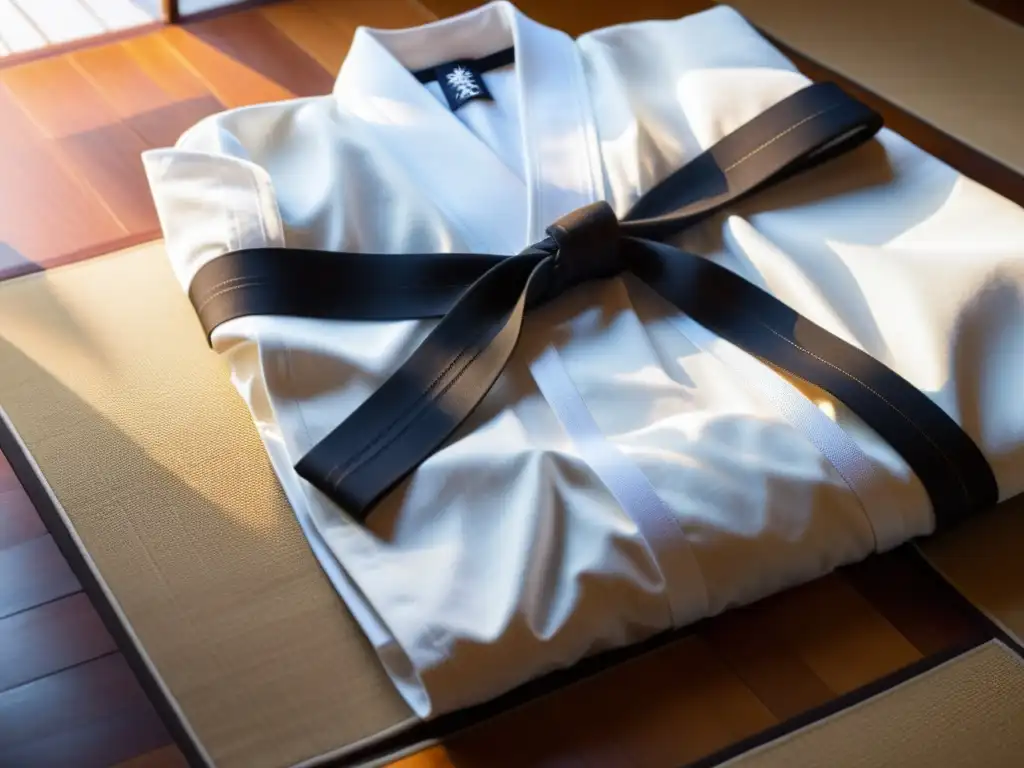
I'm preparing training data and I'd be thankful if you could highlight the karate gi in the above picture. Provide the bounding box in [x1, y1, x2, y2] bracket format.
[143, 1, 1024, 718]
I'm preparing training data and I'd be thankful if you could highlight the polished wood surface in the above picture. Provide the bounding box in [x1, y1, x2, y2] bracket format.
[0, 652, 171, 768]
[0, 1, 1018, 766]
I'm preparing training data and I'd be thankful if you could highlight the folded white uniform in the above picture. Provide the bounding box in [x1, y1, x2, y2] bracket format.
[143, 1, 1024, 718]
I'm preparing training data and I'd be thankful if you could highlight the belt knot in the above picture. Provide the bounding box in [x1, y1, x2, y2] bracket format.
[543, 201, 623, 295]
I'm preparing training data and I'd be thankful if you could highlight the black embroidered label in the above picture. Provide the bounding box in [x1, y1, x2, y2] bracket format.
[434, 59, 492, 111]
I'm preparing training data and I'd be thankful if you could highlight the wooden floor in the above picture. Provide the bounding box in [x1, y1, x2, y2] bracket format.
[0, 1, 1020, 767]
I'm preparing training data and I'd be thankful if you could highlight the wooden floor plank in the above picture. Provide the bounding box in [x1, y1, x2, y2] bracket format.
[0, 79, 125, 272]
[268, 0, 441, 85]
[125, 93, 224, 148]
[57, 122, 159, 233]
[310, 0, 436, 34]
[0, 53, 121, 138]
[2, 54, 160, 233]
[766, 574, 922, 695]
[70, 36, 222, 146]
[0, 536, 80, 620]
[181, 8, 334, 98]
[0, 452, 20, 491]
[3, 711, 171, 768]
[274, 0, 439, 78]
[846, 547, 991, 656]
[116, 32, 225, 147]
[390, 746, 458, 768]
[700, 598, 836, 721]
[114, 745, 189, 768]
[408, 0, 473, 20]
[71, 41, 177, 119]
[121, 31, 212, 101]
[159, 23, 296, 108]
[0, 484, 46, 551]
[442, 635, 777, 768]
[421, 0, 711, 34]
[260, 0, 352, 75]
[0, 440, 40, 556]
[0, 653, 141, 749]
[0, 134, 124, 275]
[0, 653, 171, 768]
[0, 593, 116, 692]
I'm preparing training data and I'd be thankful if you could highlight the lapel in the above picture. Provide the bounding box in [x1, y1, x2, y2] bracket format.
[514, 8, 605, 241]
[333, 1, 603, 252]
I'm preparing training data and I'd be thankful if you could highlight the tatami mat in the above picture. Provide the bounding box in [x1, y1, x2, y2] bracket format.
[728, 0, 1024, 175]
[0, 242, 415, 768]
[720, 641, 1024, 768]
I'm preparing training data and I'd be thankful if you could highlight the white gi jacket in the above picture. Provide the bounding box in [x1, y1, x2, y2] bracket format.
[143, 1, 1024, 718]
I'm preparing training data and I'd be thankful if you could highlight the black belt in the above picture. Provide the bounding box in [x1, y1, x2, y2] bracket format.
[189, 82, 998, 529]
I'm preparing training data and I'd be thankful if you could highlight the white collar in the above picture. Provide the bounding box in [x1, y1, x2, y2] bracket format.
[333, 1, 603, 252]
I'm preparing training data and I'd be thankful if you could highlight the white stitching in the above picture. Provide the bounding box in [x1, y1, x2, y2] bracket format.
[321, 343, 475, 488]
[723, 105, 837, 173]
[758, 320, 974, 507]
[195, 280, 269, 314]
[194, 275, 261, 303]
[320, 262, 541, 493]
[327, 338, 491, 492]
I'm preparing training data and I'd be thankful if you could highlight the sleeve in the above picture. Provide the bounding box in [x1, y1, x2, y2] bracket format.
[142, 112, 286, 293]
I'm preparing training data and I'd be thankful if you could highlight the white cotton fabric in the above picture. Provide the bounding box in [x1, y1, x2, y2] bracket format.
[142, 2, 1024, 719]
